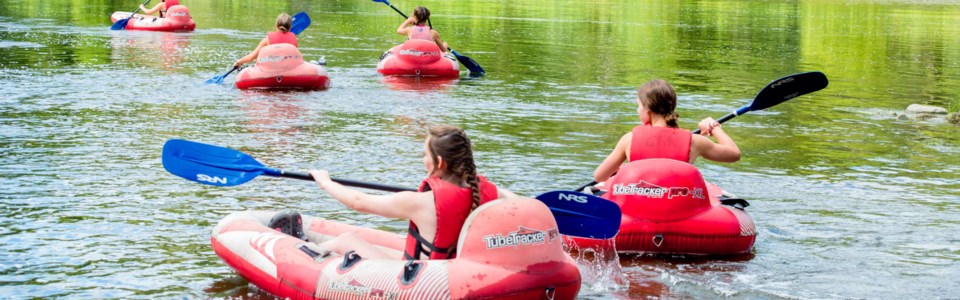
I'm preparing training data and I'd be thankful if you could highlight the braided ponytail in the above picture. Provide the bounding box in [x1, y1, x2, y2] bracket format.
[463, 158, 480, 210]
[428, 125, 481, 211]
[664, 112, 680, 128]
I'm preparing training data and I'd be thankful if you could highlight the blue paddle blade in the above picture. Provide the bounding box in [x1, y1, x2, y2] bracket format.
[450, 49, 485, 75]
[204, 67, 238, 85]
[290, 12, 311, 35]
[162, 139, 273, 186]
[204, 74, 224, 85]
[110, 18, 131, 30]
[112, 0, 150, 30]
[535, 191, 621, 239]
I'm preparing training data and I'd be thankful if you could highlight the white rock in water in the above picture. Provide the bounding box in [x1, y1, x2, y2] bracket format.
[906, 104, 947, 114]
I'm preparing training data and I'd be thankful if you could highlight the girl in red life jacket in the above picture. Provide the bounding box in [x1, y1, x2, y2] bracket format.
[309, 125, 518, 260]
[140, 0, 180, 18]
[396, 6, 449, 53]
[593, 79, 741, 183]
[233, 13, 298, 67]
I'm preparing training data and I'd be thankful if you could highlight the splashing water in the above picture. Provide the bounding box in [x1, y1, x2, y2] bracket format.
[567, 240, 629, 294]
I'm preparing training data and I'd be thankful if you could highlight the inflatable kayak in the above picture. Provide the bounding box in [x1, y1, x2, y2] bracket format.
[377, 39, 460, 78]
[109, 5, 196, 32]
[235, 43, 330, 90]
[571, 159, 756, 256]
[211, 198, 581, 299]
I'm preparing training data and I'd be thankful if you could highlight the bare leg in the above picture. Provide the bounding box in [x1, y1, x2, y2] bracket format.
[317, 232, 396, 260]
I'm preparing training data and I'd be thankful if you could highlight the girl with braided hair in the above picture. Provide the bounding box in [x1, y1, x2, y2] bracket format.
[593, 79, 741, 183]
[396, 6, 449, 53]
[310, 125, 516, 260]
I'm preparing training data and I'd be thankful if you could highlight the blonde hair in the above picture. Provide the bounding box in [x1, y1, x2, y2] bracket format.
[276, 13, 292, 33]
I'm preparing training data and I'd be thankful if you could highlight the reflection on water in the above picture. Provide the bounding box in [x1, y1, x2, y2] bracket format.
[110, 31, 192, 70]
[204, 275, 276, 300]
[1, 0, 958, 299]
[380, 76, 458, 92]
[238, 91, 309, 134]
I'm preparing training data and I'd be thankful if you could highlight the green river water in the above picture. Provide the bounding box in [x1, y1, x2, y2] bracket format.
[1, 0, 958, 298]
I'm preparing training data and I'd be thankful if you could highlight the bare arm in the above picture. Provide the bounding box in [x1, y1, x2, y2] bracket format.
[593, 133, 631, 182]
[432, 30, 448, 52]
[692, 118, 741, 163]
[140, 3, 162, 15]
[310, 170, 425, 220]
[497, 188, 519, 199]
[235, 38, 269, 67]
[396, 16, 416, 36]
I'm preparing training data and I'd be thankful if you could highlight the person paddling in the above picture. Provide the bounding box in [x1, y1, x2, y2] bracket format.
[309, 125, 517, 260]
[593, 79, 741, 183]
[234, 13, 298, 68]
[396, 6, 449, 53]
[139, 0, 180, 18]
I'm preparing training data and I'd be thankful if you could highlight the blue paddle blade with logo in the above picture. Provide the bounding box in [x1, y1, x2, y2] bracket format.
[535, 191, 622, 239]
[162, 139, 275, 186]
[290, 12, 311, 35]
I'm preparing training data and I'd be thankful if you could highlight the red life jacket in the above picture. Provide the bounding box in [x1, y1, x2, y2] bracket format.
[629, 125, 692, 162]
[408, 25, 433, 41]
[267, 31, 298, 47]
[160, 0, 179, 17]
[403, 176, 499, 260]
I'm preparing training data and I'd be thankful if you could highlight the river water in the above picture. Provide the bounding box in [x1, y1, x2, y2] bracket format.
[1, 0, 958, 298]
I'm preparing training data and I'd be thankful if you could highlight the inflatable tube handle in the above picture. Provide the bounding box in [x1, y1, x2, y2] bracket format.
[400, 261, 424, 286]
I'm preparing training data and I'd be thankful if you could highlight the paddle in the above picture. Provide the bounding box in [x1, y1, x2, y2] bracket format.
[372, 0, 486, 75]
[111, 0, 152, 30]
[204, 12, 312, 85]
[204, 67, 239, 85]
[535, 191, 621, 239]
[162, 139, 619, 239]
[573, 71, 830, 192]
[162, 139, 404, 191]
[289, 11, 311, 36]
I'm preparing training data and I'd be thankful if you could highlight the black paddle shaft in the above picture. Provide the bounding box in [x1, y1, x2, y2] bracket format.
[386, 3, 409, 18]
[280, 170, 416, 192]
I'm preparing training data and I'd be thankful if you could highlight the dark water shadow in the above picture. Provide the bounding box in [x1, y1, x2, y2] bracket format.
[618, 251, 757, 299]
[204, 275, 277, 300]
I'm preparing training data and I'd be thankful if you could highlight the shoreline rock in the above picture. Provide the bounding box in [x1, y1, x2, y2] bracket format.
[906, 104, 947, 114]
